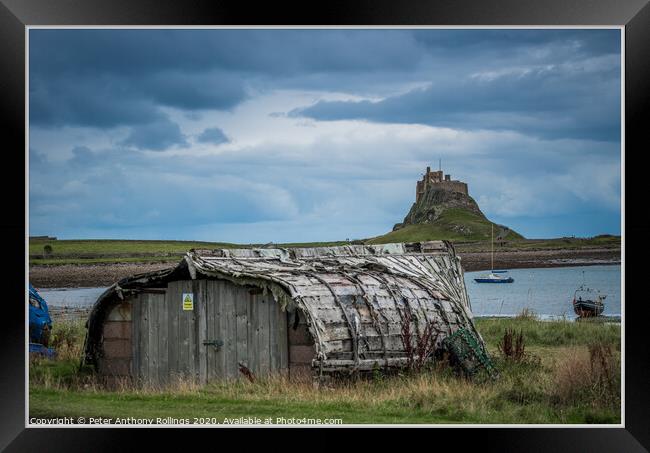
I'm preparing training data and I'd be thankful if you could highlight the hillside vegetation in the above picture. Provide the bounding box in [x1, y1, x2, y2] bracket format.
[368, 209, 523, 244]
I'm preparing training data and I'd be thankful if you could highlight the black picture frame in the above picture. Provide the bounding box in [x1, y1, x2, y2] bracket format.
[1, 0, 647, 450]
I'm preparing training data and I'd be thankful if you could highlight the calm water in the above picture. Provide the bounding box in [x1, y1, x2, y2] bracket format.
[465, 265, 621, 319]
[36, 265, 622, 319]
[38, 286, 108, 308]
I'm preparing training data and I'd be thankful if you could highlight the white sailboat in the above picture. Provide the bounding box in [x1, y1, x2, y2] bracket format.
[474, 224, 514, 283]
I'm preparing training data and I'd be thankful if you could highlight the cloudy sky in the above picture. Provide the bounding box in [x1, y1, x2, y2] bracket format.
[29, 29, 622, 242]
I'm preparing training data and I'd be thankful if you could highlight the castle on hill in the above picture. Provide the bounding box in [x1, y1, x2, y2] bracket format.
[415, 166, 468, 202]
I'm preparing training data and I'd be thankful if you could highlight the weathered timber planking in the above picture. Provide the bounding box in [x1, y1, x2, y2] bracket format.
[131, 295, 139, 378]
[235, 287, 249, 371]
[247, 290, 259, 376]
[167, 285, 179, 380]
[137, 294, 148, 381]
[223, 282, 237, 379]
[197, 280, 208, 385]
[149, 293, 160, 385]
[191, 280, 202, 382]
[278, 305, 289, 372]
[131, 296, 139, 378]
[256, 293, 271, 376]
[269, 294, 280, 372]
[186, 280, 198, 381]
[213, 280, 226, 380]
[89, 240, 480, 379]
[205, 280, 217, 381]
[174, 281, 190, 378]
[158, 290, 169, 385]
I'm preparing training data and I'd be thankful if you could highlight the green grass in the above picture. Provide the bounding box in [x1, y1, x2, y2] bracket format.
[29, 238, 355, 265]
[474, 317, 621, 349]
[368, 208, 524, 244]
[29, 318, 621, 425]
[29, 231, 620, 266]
[29, 238, 240, 257]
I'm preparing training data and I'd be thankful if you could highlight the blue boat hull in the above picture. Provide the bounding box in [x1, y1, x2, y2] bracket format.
[29, 284, 53, 345]
[29, 343, 57, 358]
[474, 277, 514, 283]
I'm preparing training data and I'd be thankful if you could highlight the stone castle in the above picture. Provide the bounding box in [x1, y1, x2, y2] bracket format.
[415, 166, 468, 203]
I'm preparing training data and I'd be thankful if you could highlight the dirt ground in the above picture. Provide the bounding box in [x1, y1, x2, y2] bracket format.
[28, 248, 620, 288]
[29, 262, 173, 288]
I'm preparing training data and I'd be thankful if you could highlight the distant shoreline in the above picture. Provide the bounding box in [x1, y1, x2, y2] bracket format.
[459, 247, 620, 272]
[29, 247, 620, 288]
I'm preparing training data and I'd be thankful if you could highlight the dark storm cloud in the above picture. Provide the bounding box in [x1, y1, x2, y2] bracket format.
[29, 29, 421, 77]
[29, 29, 422, 127]
[291, 29, 621, 142]
[29, 74, 164, 128]
[292, 70, 620, 141]
[197, 127, 230, 145]
[120, 118, 188, 151]
[30, 29, 620, 143]
[412, 29, 620, 56]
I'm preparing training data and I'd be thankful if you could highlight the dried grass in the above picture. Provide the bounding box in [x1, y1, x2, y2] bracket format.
[49, 319, 86, 361]
[552, 342, 620, 408]
[515, 307, 538, 321]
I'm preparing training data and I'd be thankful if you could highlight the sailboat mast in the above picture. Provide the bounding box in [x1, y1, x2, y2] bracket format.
[491, 224, 494, 271]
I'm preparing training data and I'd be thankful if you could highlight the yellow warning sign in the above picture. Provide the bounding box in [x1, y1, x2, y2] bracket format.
[182, 293, 194, 311]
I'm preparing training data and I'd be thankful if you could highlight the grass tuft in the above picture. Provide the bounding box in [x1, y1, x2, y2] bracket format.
[29, 318, 621, 424]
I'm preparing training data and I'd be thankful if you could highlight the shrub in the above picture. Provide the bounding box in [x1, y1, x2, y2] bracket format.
[49, 319, 86, 361]
[588, 342, 619, 407]
[552, 341, 620, 408]
[498, 328, 525, 362]
[497, 328, 540, 368]
[399, 309, 440, 372]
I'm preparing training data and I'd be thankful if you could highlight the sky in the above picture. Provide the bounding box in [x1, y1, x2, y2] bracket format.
[28, 29, 622, 242]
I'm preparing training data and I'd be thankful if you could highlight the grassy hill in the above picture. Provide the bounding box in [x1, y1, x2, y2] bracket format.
[368, 208, 524, 244]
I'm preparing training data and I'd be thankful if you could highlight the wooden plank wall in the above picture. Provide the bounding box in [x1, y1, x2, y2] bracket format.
[287, 309, 316, 381]
[205, 280, 288, 380]
[167, 280, 201, 384]
[132, 292, 168, 386]
[131, 279, 289, 385]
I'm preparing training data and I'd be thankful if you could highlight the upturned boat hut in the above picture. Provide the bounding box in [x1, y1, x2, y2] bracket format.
[83, 241, 485, 385]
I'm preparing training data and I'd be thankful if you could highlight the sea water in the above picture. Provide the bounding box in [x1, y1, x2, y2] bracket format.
[465, 265, 621, 319]
[38, 286, 108, 308]
[35, 265, 622, 319]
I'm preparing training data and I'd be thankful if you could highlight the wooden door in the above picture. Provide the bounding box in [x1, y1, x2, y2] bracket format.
[204, 280, 288, 381]
[132, 290, 169, 386]
[133, 279, 288, 385]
